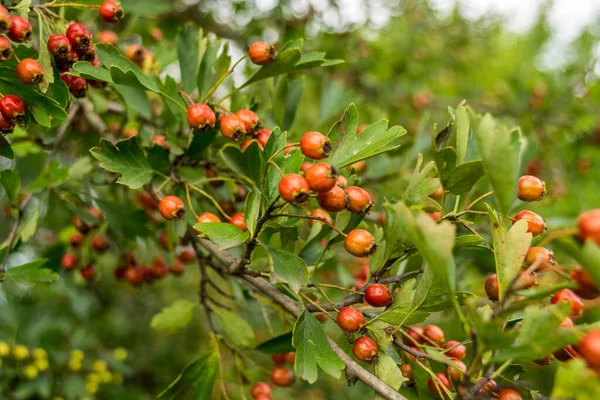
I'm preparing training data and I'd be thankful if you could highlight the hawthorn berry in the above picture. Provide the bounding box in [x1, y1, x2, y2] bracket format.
[309, 208, 333, 226]
[98, 30, 119, 45]
[235, 109, 261, 134]
[72, 215, 90, 234]
[61, 253, 78, 270]
[278, 174, 310, 204]
[446, 358, 466, 382]
[352, 336, 379, 362]
[79, 45, 96, 62]
[513, 210, 546, 237]
[250, 382, 271, 398]
[68, 232, 84, 248]
[525, 247, 556, 271]
[575, 329, 600, 367]
[300, 161, 312, 174]
[125, 266, 144, 285]
[152, 257, 169, 279]
[220, 114, 246, 141]
[404, 326, 425, 345]
[551, 289, 583, 316]
[423, 325, 445, 345]
[0, 95, 26, 123]
[571, 266, 599, 299]
[336, 306, 365, 333]
[317, 186, 349, 212]
[430, 186, 444, 200]
[336, 175, 347, 188]
[178, 248, 196, 263]
[553, 345, 580, 362]
[429, 211, 441, 221]
[305, 163, 338, 193]
[99, 1, 125, 23]
[0, 7, 9, 34]
[91, 236, 109, 252]
[256, 128, 271, 148]
[16, 59, 44, 85]
[485, 273, 499, 301]
[8, 16, 32, 43]
[400, 364, 412, 382]
[121, 126, 138, 138]
[241, 139, 257, 152]
[66, 23, 92, 51]
[62, 75, 88, 98]
[364, 283, 392, 307]
[170, 259, 185, 276]
[187, 104, 216, 131]
[271, 354, 286, 363]
[284, 352, 296, 364]
[443, 341, 467, 359]
[196, 212, 220, 226]
[80, 264, 97, 281]
[427, 372, 451, 395]
[230, 213, 248, 232]
[498, 389, 523, 400]
[578, 209, 600, 245]
[151, 135, 169, 150]
[300, 131, 331, 160]
[47, 34, 72, 59]
[517, 175, 546, 202]
[249, 42, 277, 65]
[344, 229, 377, 257]
[270, 366, 294, 387]
[125, 44, 145, 65]
[158, 196, 186, 220]
[346, 186, 373, 214]
[0, 36, 12, 62]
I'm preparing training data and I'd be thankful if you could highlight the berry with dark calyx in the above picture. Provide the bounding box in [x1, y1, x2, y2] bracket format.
[62, 75, 88, 98]
[0, 95, 26, 123]
[256, 128, 271, 148]
[99, 1, 125, 23]
[125, 266, 144, 285]
[187, 104, 216, 131]
[575, 329, 600, 368]
[551, 289, 583, 316]
[98, 30, 118, 45]
[47, 34, 71, 59]
[250, 382, 271, 398]
[220, 114, 246, 140]
[571, 266, 599, 299]
[230, 213, 248, 232]
[400, 364, 412, 382]
[170, 259, 185, 276]
[79, 45, 96, 62]
[91, 236, 109, 252]
[553, 345, 580, 362]
[513, 210, 546, 237]
[142, 266, 155, 283]
[178, 248, 195, 263]
[61, 253, 78, 270]
[150, 135, 168, 150]
[66, 23, 92, 51]
[305, 162, 338, 193]
[352, 336, 379, 362]
[498, 389, 523, 400]
[309, 208, 333, 226]
[197, 212, 220, 224]
[56, 49, 78, 71]
[72, 215, 90, 234]
[485, 273, 499, 301]
[278, 174, 310, 204]
[404, 326, 425, 345]
[125, 44, 145, 66]
[446, 359, 466, 382]
[80, 264, 97, 281]
[249, 42, 276, 65]
[578, 209, 600, 245]
[8, 16, 32, 43]
[346, 186, 373, 214]
[300, 131, 331, 160]
[423, 325, 445, 345]
[525, 247, 556, 271]
[518, 175, 546, 201]
[235, 109, 261, 135]
[317, 186, 349, 212]
[364, 283, 392, 307]
[0, 7, 10, 34]
[344, 229, 377, 257]
[443, 341, 467, 359]
[427, 372, 451, 395]
[533, 354, 553, 365]
[68, 232, 84, 247]
[270, 366, 294, 387]
[158, 196, 185, 220]
[0, 36, 12, 62]
[16, 59, 44, 85]
[0, 112, 14, 134]
[336, 306, 365, 333]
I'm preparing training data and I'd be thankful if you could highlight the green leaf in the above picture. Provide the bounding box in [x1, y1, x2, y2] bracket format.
[255, 332, 295, 354]
[488, 205, 532, 297]
[3, 259, 58, 283]
[90, 138, 154, 189]
[194, 222, 249, 250]
[319, 80, 355, 124]
[147, 145, 170, 175]
[113, 84, 153, 120]
[244, 189, 260, 237]
[375, 353, 404, 391]
[72, 62, 113, 83]
[328, 104, 406, 168]
[212, 307, 255, 348]
[0, 135, 14, 160]
[0, 169, 20, 202]
[184, 129, 218, 161]
[403, 154, 442, 209]
[17, 199, 39, 244]
[552, 359, 600, 399]
[150, 299, 197, 335]
[95, 44, 161, 93]
[68, 157, 94, 180]
[455, 104, 470, 164]
[274, 76, 305, 131]
[383, 202, 411, 261]
[219, 143, 264, 186]
[178, 24, 202, 94]
[455, 234, 484, 248]
[264, 246, 308, 292]
[579, 241, 600, 290]
[198, 38, 231, 99]
[36, 12, 54, 94]
[292, 310, 344, 383]
[158, 351, 218, 400]
[12, 0, 32, 18]
[435, 147, 484, 195]
[27, 160, 69, 193]
[379, 278, 430, 326]
[95, 198, 151, 238]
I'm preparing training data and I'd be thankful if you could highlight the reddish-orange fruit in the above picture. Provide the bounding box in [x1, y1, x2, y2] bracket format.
[66, 23, 92, 51]
[197, 212, 220, 224]
[430, 186, 444, 200]
[478, 379, 497, 394]
[513, 210, 546, 237]
[429, 211, 441, 221]
[571, 266, 600, 299]
[80, 264, 97, 281]
[284, 352, 295, 364]
[518, 175, 546, 201]
[305, 163, 338, 193]
[578, 209, 600, 245]
[309, 209, 333, 226]
[0, 112, 14, 134]
[187, 104, 216, 130]
[152, 258, 169, 279]
[344, 229, 376, 257]
[47, 34, 71, 59]
[178, 248, 196, 263]
[170, 259, 185, 276]
[498, 389, 523, 400]
[551, 289, 583, 316]
[271, 354, 286, 363]
[317, 186, 348, 212]
[72, 215, 90, 234]
[235, 109, 261, 134]
[443, 341, 467, 360]
[427, 372, 451, 395]
[352, 336, 379, 362]
[151, 135, 168, 150]
[525, 247, 556, 271]
[250, 382, 271, 398]
[346, 186, 373, 214]
[98, 30, 119, 45]
[16, 58, 44, 84]
[485, 273, 499, 301]
[336, 306, 365, 333]
[336, 175, 347, 188]
[241, 139, 258, 152]
[446, 359, 466, 382]
[270, 366, 294, 387]
[230, 213, 248, 232]
[575, 329, 600, 368]
[125, 44, 144, 65]
[300, 131, 331, 160]
[0, 95, 26, 122]
[256, 128, 271, 148]
[553, 345, 580, 362]
[125, 266, 144, 285]
[158, 196, 185, 220]
[404, 326, 425, 345]
[99, 1, 125, 23]
[300, 161, 312, 174]
[68, 232, 84, 248]
[364, 283, 392, 307]
[220, 114, 246, 140]
[400, 364, 412, 382]
[91, 236, 109, 252]
[0, 36, 12, 62]
[278, 174, 310, 204]
[249, 42, 277, 65]
[423, 325, 445, 345]
[120, 126, 138, 138]
[61, 253, 78, 270]
[139, 191, 158, 210]
[0, 6, 10, 34]
[8, 16, 32, 43]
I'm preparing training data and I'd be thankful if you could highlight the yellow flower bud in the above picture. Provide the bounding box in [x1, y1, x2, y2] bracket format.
[86, 373, 101, 384]
[70, 349, 84, 361]
[68, 359, 81, 372]
[35, 358, 49, 371]
[92, 359, 107, 373]
[23, 364, 38, 379]
[113, 347, 128, 361]
[0, 342, 10, 357]
[85, 381, 98, 395]
[32, 348, 47, 360]
[13, 345, 29, 360]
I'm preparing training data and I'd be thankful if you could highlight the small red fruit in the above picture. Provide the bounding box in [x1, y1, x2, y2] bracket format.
[125, 44, 144, 65]
[578, 209, 600, 245]
[0, 95, 26, 122]
[8, 16, 32, 43]
[197, 212, 220, 224]
[364, 283, 392, 307]
[80, 264, 97, 281]
[430, 186, 444, 200]
[300, 161, 312, 174]
[256, 128, 271, 148]
[220, 114, 246, 141]
[178, 248, 196, 263]
[72, 215, 90, 234]
[427, 372, 451, 395]
[0, 112, 13, 134]
[346, 186, 373, 214]
[250, 382, 271, 398]
[68, 232, 84, 248]
[98, 30, 119, 45]
[230, 213, 248, 232]
[443, 341, 467, 360]
[336, 175, 347, 188]
[551, 289, 583, 316]
[517, 175, 546, 201]
[187, 104, 216, 131]
[61, 253, 78, 270]
[151, 135, 168, 150]
[485, 273, 499, 301]
[47, 34, 71, 59]
[91, 236, 109, 252]
[284, 352, 295, 364]
[309, 209, 333, 226]
[79, 45, 96, 62]
[270, 366, 294, 387]
[336, 306, 365, 333]
[423, 325, 445, 345]
[575, 329, 600, 367]
[0, 36, 12, 61]
[121, 126, 138, 138]
[16, 58, 44, 85]
[498, 389, 523, 400]
[513, 210, 546, 237]
[170, 259, 185, 276]
[66, 23, 92, 51]
[158, 196, 185, 220]
[125, 266, 144, 285]
[99, 1, 125, 23]
[571, 266, 599, 300]
[62, 75, 88, 98]
[478, 379, 497, 394]
[317, 186, 349, 212]
[152, 258, 169, 279]
[352, 336, 379, 362]
[300, 131, 331, 160]
[305, 162, 338, 193]
[446, 358, 466, 382]
[525, 247, 556, 271]
[344, 229, 377, 257]
[404, 326, 425, 345]
[278, 174, 310, 204]
[235, 109, 261, 135]
[400, 364, 412, 382]
[249, 42, 276, 65]
[271, 354, 286, 364]
[0, 7, 10, 34]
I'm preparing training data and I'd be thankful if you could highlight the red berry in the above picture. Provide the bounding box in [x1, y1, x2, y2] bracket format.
[152, 257, 169, 279]
[575, 329, 600, 367]
[125, 266, 144, 285]
[513, 210, 546, 237]
[300, 162, 312, 174]
[485, 273, 499, 301]
[571, 266, 599, 299]
[443, 341, 467, 359]
[16, 58, 44, 85]
[141, 266, 155, 283]
[256, 128, 271, 148]
[72, 215, 90, 234]
[68, 232, 84, 248]
[240, 139, 257, 152]
[197, 212, 220, 224]
[0, 7, 10, 34]
[80, 264, 97, 281]
[151, 135, 169, 150]
[230, 213, 248, 232]
[250, 382, 271, 398]
[91, 236, 109, 252]
[158, 196, 185, 221]
[235, 109, 261, 135]
[271, 354, 286, 363]
[525, 247, 556, 271]
[8, 16, 32, 43]
[98, 30, 118, 45]
[336, 306, 365, 333]
[551, 289, 583, 316]
[66, 23, 92, 51]
[121, 126, 138, 138]
[305, 162, 338, 193]
[336, 175, 347, 188]
[427, 373, 451, 395]
[400, 364, 412, 382]
[284, 352, 295, 364]
[309, 208, 333, 226]
[300, 131, 331, 160]
[61, 75, 88, 98]
[517, 175, 546, 201]
[423, 324, 445, 345]
[178, 248, 196, 263]
[404, 326, 425, 345]
[139, 192, 158, 210]
[344, 229, 377, 257]
[0, 36, 12, 62]
[220, 114, 246, 141]
[352, 336, 379, 362]
[61, 253, 78, 270]
[125, 44, 144, 65]
[47, 34, 72, 59]
[498, 389, 523, 400]
[0, 95, 26, 122]
[99, 1, 125, 23]
[446, 358, 466, 382]
[578, 209, 600, 245]
[553, 345, 580, 362]
[317, 186, 349, 212]
[364, 283, 392, 307]
[346, 186, 373, 214]
[0, 112, 13, 134]
[270, 366, 294, 387]
[249, 42, 276, 65]
[170, 259, 185, 276]
[79, 45, 96, 62]
[278, 174, 310, 204]
[187, 104, 216, 131]
[430, 186, 444, 200]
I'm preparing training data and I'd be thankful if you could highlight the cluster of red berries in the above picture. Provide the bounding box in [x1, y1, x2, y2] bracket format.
[249, 352, 294, 400]
[113, 248, 193, 286]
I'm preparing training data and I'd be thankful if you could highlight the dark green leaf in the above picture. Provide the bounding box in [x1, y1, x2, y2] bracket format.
[244, 189, 260, 237]
[27, 160, 69, 193]
[90, 138, 154, 189]
[255, 332, 295, 354]
[219, 143, 264, 186]
[435, 147, 484, 195]
[113, 84, 153, 119]
[403, 154, 441, 210]
[158, 351, 218, 400]
[0, 169, 20, 202]
[96, 44, 161, 92]
[178, 25, 202, 94]
[552, 359, 600, 399]
[0, 135, 13, 160]
[194, 222, 249, 250]
[184, 129, 218, 161]
[95, 198, 151, 238]
[375, 353, 404, 391]
[212, 307, 255, 348]
[72, 62, 113, 83]
[264, 246, 308, 292]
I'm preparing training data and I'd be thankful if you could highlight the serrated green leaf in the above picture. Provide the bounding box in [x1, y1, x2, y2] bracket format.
[403, 154, 441, 209]
[379, 279, 430, 326]
[244, 189, 260, 237]
[0, 169, 20, 202]
[194, 222, 249, 250]
[36, 11, 54, 93]
[158, 351, 218, 400]
[255, 332, 294, 354]
[72, 61, 113, 83]
[264, 246, 308, 292]
[178, 24, 202, 94]
[552, 359, 600, 399]
[3, 259, 57, 283]
[150, 299, 197, 335]
[435, 147, 484, 195]
[113, 84, 153, 120]
[212, 307, 255, 348]
[219, 143, 264, 186]
[375, 353, 404, 391]
[27, 160, 69, 193]
[96, 44, 160, 93]
[90, 138, 153, 189]
[198, 39, 230, 99]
